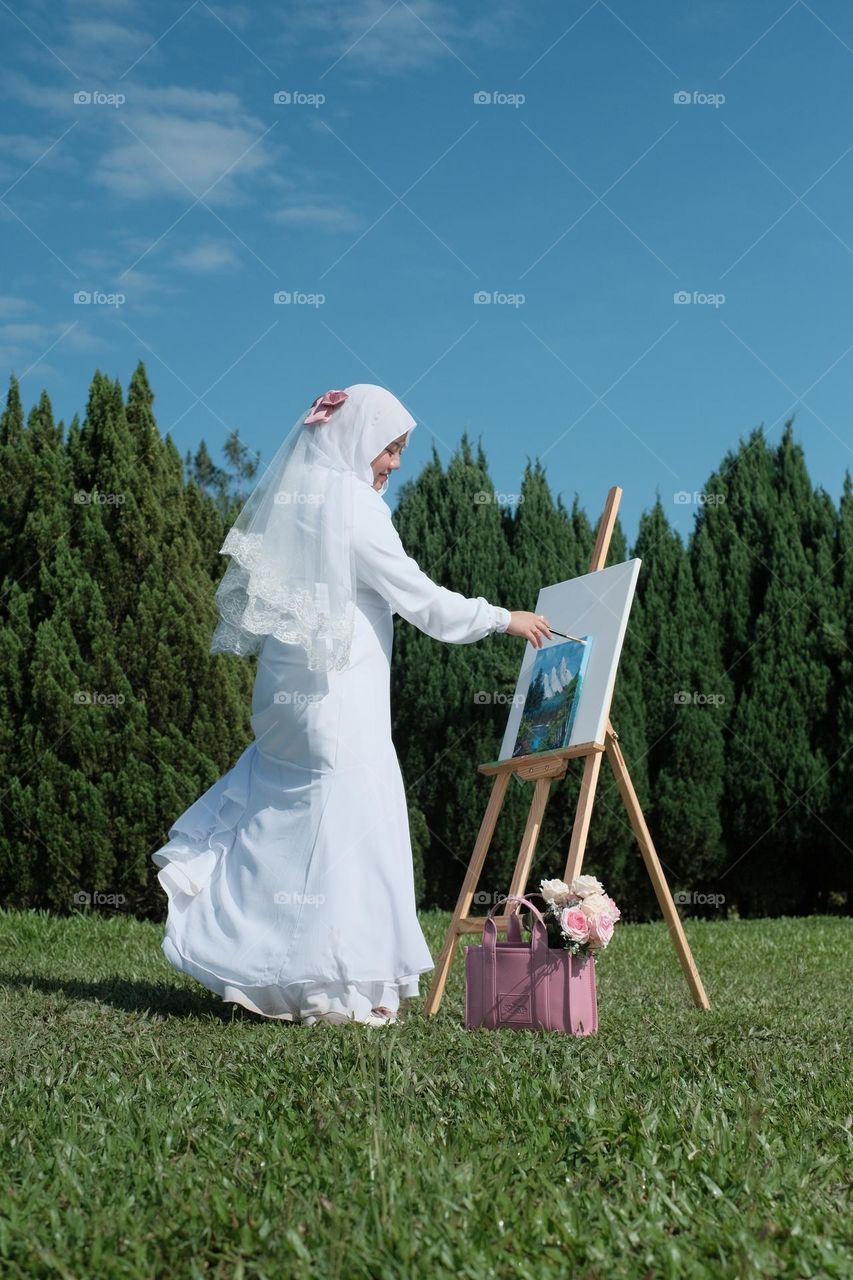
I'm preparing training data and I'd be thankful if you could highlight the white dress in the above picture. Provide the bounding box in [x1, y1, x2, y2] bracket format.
[152, 481, 511, 1022]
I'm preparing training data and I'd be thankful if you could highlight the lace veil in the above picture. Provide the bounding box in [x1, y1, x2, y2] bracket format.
[209, 383, 417, 670]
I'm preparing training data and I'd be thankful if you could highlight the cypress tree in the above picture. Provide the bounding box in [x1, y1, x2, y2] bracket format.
[826, 472, 853, 908]
[0, 376, 29, 580]
[630, 497, 726, 911]
[724, 425, 837, 913]
[0, 366, 254, 917]
[0, 579, 36, 905]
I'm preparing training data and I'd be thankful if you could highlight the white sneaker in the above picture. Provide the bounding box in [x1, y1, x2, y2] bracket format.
[301, 1009, 397, 1027]
[363, 1009, 397, 1026]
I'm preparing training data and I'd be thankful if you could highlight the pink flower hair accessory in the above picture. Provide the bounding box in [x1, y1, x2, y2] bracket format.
[303, 389, 348, 425]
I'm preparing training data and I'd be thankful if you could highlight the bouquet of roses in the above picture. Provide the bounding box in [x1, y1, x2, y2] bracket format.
[536, 874, 621, 957]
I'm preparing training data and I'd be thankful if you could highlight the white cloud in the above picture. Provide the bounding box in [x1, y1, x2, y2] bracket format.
[4, 2, 152, 82]
[1, 77, 247, 119]
[75, 247, 118, 271]
[205, 4, 254, 32]
[271, 202, 361, 231]
[19, 361, 62, 382]
[0, 320, 60, 371]
[71, 244, 174, 304]
[95, 101, 277, 203]
[115, 267, 171, 298]
[4, 0, 284, 88]
[63, 324, 105, 352]
[0, 128, 79, 187]
[284, 0, 456, 74]
[0, 307, 121, 374]
[65, 17, 145, 51]
[62, 0, 138, 13]
[0, 322, 53, 344]
[122, 85, 248, 115]
[2, 73, 281, 206]
[0, 296, 38, 318]
[279, 0, 523, 76]
[171, 239, 241, 272]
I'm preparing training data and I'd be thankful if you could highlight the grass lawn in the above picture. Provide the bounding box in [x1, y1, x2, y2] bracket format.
[0, 908, 850, 1279]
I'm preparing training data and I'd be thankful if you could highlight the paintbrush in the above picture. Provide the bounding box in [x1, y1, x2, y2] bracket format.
[544, 628, 588, 644]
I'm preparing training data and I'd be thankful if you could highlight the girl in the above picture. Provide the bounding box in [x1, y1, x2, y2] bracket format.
[152, 384, 552, 1026]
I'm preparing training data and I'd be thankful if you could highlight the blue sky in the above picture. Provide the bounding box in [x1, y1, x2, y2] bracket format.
[2, 0, 853, 546]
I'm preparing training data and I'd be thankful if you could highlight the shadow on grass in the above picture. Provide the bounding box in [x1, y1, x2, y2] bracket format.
[0, 971, 299, 1026]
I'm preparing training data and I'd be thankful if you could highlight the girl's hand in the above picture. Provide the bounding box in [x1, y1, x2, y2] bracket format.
[505, 611, 553, 648]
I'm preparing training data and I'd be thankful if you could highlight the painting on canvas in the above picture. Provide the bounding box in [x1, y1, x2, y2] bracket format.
[511, 636, 593, 758]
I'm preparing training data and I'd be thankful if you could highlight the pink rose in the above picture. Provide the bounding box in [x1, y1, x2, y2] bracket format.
[588, 912, 614, 948]
[603, 894, 621, 922]
[560, 907, 589, 945]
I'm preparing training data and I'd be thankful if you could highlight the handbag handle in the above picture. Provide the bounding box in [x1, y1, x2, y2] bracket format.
[505, 890, 552, 944]
[486, 892, 551, 946]
[482, 893, 551, 959]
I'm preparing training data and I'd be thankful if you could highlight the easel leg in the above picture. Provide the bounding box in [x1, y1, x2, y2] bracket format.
[422, 770, 511, 1016]
[507, 775, 554, 899]
[605, 728, 711, 1010]
[562, 750, 604, 885]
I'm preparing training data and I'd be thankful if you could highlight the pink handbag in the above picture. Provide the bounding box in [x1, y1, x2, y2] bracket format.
[464, 893, 598, 1034]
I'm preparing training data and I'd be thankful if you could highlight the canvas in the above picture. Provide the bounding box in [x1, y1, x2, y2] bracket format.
[498, 558, 641, 765]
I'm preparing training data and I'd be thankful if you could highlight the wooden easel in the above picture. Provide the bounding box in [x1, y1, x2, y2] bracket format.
[423, 485, 710, 1014]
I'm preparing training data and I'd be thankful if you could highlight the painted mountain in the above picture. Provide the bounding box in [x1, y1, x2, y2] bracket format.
[511, 636, 593, 758]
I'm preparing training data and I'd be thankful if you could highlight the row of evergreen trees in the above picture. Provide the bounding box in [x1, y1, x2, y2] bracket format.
[390, 431, 852, 919]
[1, 364, 850, 920]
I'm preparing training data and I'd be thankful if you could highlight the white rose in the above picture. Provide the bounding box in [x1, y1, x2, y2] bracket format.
[540, 878, 572, 905]
[571, 874, 605, 899]
[579, 892, 609, 918]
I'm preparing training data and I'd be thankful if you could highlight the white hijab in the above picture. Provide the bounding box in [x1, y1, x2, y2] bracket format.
[210, 383, 417, 670]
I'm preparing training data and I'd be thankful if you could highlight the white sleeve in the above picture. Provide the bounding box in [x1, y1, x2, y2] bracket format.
[352, 488, 511, 643]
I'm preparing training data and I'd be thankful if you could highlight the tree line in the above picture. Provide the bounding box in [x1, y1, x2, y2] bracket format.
[1, 363, 849, 921]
